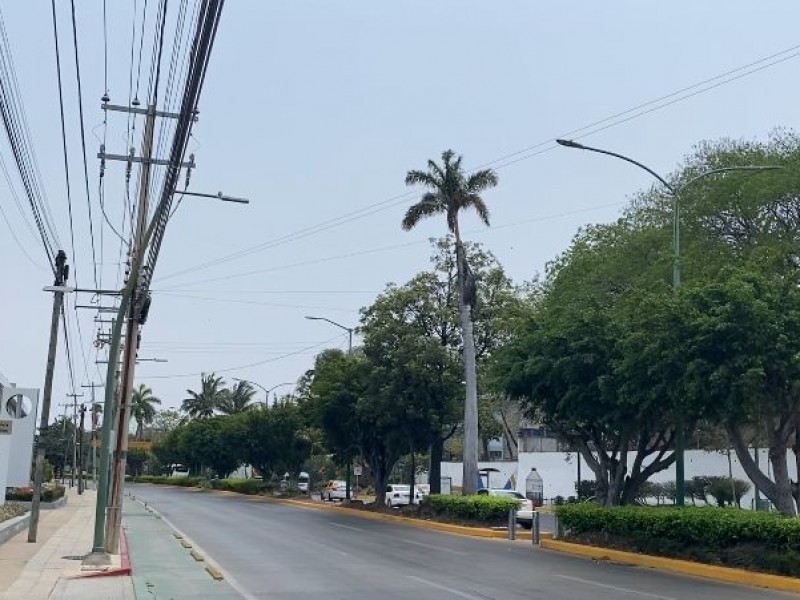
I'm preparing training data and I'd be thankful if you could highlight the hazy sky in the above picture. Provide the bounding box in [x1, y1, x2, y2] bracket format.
[2, 1, 799, 417]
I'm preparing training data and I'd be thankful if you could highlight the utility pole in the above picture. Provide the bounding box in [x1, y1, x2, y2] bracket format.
[28, 250, 68, 543]
[81, 383, 102, 490]
[105, 104, 155, 553]
[66, 393, 83, 488]
[78, 404, 86, 494]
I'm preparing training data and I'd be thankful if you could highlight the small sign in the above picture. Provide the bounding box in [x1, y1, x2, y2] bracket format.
[353, 465, 362, 476]
[0, 420, 12, 435]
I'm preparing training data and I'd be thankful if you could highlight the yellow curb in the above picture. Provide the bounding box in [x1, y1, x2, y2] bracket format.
[540, 539, 800, 594]
[205, 565, 224, 581]
[190, 550, 204, 562]
[180, 539, 192, 549]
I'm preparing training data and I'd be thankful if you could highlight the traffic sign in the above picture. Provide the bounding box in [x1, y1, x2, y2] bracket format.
[353, 465, 362, 476]
[0, 420, 12, 435]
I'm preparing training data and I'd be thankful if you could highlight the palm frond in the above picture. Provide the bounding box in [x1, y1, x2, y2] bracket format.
[405, 169, 439, 188]
[401, 192, 443, 231]
[466, 169, 498, 193]
[463, 194, 491, 226]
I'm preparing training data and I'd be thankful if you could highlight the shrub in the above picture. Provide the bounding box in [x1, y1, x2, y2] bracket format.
[211, 478, 274, 495]
[556, 503, 800, 552]
[132, 475, 203, 487]
[424, 494, 521, 522]
[0, 502, 27, 523]
[5, 484, 65, 502]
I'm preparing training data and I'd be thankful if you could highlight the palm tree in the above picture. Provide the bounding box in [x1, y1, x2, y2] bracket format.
[131, 384, 162, 440]
[402, 149, 498, 495]
[217, 380, 256, 415]
[182, 373, 226, 419]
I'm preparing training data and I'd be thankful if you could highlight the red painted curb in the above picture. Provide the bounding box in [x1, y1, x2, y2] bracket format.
[76, 528, 132, 578]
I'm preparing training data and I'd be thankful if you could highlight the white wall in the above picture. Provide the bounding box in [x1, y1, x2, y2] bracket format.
[442, 448, 795, 508]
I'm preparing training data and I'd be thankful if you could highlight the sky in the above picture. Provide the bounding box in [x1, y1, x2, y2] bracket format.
[1, 1, 799, 417]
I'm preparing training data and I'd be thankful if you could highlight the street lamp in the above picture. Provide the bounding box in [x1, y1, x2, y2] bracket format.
[305, 315, 355, 500]
[555, 138, 782, 506]
[232, 378, 294, 406]
[304, 316, 353, 354]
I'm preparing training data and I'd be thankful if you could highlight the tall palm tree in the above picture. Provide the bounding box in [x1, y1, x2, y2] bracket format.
[131, 384, 162, 440]
[217, 380, 256, 415]
[402, 149, 498, 495]
[182, 373, 226, 419]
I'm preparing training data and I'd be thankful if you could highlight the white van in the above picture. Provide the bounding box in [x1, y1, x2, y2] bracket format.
[169, 464, 189, 478]
[298, 471, 310, 493]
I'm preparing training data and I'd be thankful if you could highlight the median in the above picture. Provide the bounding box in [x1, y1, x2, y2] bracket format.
[552, 503, 800, 579]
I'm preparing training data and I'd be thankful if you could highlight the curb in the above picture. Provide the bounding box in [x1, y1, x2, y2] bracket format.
[0, 513, 30, 546]
[540, 539, 800, 594]
[77, 527, 133, 578]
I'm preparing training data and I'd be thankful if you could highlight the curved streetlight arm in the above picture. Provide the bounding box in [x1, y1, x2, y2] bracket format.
[267, 382, 294, 395]
[304, 315, 352, 333]
[232, 377, 268, 396]
[556, 139, 675, 193]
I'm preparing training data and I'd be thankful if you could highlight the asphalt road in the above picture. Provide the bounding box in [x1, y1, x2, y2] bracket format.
[128, 484, 793, 600]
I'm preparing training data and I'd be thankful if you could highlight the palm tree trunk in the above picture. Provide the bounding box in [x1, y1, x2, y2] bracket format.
[454, 229, 479, 496]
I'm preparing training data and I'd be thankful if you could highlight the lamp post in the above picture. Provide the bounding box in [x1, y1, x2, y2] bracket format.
[555, 138, 781, 507]
[305, 315, 354, 499]
[232, 378, 294, 407]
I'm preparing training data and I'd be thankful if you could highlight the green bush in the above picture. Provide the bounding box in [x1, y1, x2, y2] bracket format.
[424, 494, 521, 521]
[5, 485, 65, 502]
[212, 478, 274, 495]
[556, 503, 800, 552]
[132, 475, 203, 487]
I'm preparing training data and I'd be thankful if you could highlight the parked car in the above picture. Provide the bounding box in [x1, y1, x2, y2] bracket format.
[169, 464, 189, 478]
[322, 480, 355, 501]
[384, 483, 425, 507]
[298, 471, 310, 493]
[477, 488, 534, 528]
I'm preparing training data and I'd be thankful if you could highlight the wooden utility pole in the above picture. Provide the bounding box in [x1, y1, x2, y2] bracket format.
[105, 104, 155, 553]
[28, 250, 68, 543]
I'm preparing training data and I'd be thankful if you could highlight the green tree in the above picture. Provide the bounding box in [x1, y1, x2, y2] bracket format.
[182, 373, 226, 419]
[131, 384, 162, 440]
[174, 416, 242, 477]
[402, 149, 498, 495]
[149, 409, 183, 441]
[218, 380, 256, 415]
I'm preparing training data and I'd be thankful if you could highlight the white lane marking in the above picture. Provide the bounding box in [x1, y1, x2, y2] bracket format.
[554, 574, 678, 600]
[406, 575, 483, 599]
[399, 538, 467, 555]
[329, 522, 364, 532]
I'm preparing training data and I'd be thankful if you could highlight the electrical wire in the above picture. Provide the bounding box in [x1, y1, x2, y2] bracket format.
[0, 198, 44, 269]
[154, 291, 360, 313]
[68, 0, 100, 287]
[154, 41, 800, 284]
[140, 333, 345, 380]
[49, 0, 78, 282]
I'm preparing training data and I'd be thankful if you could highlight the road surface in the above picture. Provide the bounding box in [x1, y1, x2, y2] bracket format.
[128, 484, 794, 600]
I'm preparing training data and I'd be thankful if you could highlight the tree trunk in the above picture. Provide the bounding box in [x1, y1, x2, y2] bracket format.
[728, 424, 796, 515]
[455, 236, 479, 496]
[408, 448, 416, 504]
[429, 438, 442, 494]
[373, 461, 388, 506]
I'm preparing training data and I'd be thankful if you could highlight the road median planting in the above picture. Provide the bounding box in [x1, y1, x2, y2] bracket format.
[554, 503, 800, 580]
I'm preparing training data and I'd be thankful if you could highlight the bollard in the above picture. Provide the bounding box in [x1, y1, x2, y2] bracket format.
[553, 514, 559, 540]
[508, 508, 517, 540]
[532, 511, 540, 546]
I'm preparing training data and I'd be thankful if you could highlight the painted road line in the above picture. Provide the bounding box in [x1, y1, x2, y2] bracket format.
[329, 522, 365, 532]
[554, 574, 677, 600]
[399, 538, 467, 556]
[406, 575, 483, 600]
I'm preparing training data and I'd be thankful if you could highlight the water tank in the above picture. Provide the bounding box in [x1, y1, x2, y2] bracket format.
[525, 467, 543, 507]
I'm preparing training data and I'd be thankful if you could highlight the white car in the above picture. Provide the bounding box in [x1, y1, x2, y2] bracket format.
[477, 488, 534, 528]
[384, 484, 425, 507]
[322, 480, 355, 501]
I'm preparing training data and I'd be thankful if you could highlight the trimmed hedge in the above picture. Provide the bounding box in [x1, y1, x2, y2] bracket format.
[556, 503, 800, 576]
[211, 478, 274, 495]
[1, 502, 27, 523]
[424, 494, 521, 521]
[132, 475, 204, 487]
[5, 485, 66, 502]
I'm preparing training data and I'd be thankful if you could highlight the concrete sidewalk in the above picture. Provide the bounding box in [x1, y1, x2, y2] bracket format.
[0, 489, 134, 600]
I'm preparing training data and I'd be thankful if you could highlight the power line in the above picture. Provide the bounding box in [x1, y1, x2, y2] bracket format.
[154, 40, 800, 284]
[68, 0, 100, 287]
[140, 333, 345, 380]
[154, 291, 360, 313]
[157, 200, 624, 290]
[0, 198, 44, 269]
[49, 0, 78, 282]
